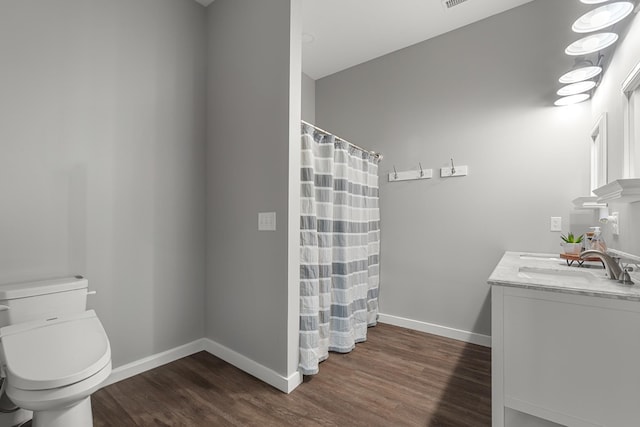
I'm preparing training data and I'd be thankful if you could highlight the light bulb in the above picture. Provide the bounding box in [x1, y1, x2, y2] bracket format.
[554, 93, 590, 106]
[572, 2, 634, 33]
[591, 10, 612, 27]
[557, 80, 596, 96]
[559, 65, 602, 84]
[565, 33, 618, 55]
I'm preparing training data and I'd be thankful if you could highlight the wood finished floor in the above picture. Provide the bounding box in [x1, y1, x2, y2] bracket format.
[92, 324, 491, 426]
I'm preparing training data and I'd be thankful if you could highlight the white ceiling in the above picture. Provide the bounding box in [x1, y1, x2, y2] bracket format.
[195, 0, 537, 79]
[301, 0, 536, 80]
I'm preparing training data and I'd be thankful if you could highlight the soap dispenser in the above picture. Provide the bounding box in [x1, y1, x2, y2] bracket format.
[590, 226, 607, 252]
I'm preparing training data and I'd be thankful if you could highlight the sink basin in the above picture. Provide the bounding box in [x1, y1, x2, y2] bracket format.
[489, 252, 640, 300]
[517, 266, 601, 285]
[519, 254, 563, 261]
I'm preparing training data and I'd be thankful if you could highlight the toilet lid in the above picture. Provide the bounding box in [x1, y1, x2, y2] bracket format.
[1, 310, 111, 391]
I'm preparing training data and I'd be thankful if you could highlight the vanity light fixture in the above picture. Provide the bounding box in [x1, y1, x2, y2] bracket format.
[554, 1, 634, 106]
[559, 65, 602, 84]
[554, 93, 591, 106]
[572, 2, 634, 33]
[557, 80, 597, 96]
[565, 32, 618, 55]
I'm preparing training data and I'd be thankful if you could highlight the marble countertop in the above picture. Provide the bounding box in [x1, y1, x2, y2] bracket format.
[488, 251, 640, 301]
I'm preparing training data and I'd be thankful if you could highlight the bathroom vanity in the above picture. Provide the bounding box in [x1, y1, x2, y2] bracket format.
[488, 252, 640, 427]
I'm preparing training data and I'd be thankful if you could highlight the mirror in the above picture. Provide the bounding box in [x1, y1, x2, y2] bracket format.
[622, 60, 640, 178]
[590, 113, 608, 194]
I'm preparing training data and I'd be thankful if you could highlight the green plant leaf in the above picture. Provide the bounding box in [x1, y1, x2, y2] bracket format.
[560, 232, 583, 243]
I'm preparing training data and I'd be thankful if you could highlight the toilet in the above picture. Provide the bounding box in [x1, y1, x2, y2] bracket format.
[0, 276, 111, 427]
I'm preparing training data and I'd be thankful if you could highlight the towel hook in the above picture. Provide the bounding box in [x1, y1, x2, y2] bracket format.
[393, 165, 398, 179]
[419, 162, 424, 177]
[450, 158, 456, 175]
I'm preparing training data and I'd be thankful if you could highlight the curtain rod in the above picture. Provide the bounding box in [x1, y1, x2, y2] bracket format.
[301, 120, 383, 160]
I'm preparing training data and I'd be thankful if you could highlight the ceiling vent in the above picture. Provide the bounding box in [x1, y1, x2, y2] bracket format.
[442, 0, 469, 9]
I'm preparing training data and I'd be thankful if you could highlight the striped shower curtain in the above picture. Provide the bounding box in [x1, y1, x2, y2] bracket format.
[299, 124, 380, 376]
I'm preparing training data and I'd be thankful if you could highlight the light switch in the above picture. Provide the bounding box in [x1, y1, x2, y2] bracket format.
[258, 212, 276, 231]
[550, 216, 562, 232]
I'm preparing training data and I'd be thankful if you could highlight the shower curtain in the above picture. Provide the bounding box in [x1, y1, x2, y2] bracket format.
[299, 124, 380, 376]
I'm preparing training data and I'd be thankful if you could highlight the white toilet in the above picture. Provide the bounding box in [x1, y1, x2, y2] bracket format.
[0, 276, 111, 427]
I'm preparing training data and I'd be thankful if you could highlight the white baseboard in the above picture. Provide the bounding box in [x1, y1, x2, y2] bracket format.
[377, 313, 492, 348]
[104, 339, 207, 387]
[202, 338, 302, 394]
[103, 316, 485, 395]
[104, 337, 302, 394]
[103, 315, 487, 395]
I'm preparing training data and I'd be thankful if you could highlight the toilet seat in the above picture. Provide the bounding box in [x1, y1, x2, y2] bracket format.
[5, 361, 111, 412]
[0, 310, 110, 391]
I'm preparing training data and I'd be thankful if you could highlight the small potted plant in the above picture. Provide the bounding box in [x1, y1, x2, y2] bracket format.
[561, 232, 584, 255]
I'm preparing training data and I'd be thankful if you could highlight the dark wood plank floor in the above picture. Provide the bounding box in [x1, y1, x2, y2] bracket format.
[92, 323, 491, 426]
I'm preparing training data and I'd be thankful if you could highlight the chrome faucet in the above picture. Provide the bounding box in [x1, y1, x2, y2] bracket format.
[580, 250, 623, 280]
[619, 268, 635, 285]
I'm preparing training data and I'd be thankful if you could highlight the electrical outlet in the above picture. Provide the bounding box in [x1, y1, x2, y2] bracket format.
[612, 212, 619, 235]
[550, 216, 562, 232]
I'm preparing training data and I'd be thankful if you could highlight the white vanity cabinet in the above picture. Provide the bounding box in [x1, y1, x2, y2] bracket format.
[489, 252, 640, 427]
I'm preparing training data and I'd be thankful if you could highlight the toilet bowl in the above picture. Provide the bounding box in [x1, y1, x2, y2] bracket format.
[0, 277, 111, 427]
[1, 310, 111, 427]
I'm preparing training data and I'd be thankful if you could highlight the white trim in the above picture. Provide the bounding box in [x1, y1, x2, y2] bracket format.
[622, 61, 640, 93]
[622, 60, 640, 178]
[377, 313, 492, 348]
[491, 286, 505, 427]
[202, 339, 302, 394]
[102, 316, 489, 395]
[104, 339, 207, 387]
[589, 113, 608, 193]
[103, 338, 303, 394]
[287, 0, 303, 382]
[505, 397, 601, 427]
[593, 178, 640, 203]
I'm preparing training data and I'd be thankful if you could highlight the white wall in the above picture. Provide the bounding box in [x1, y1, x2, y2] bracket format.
[206, 0, 300, 381]
[0, 0, 303, 389]
[0, 0, 207, 367]
[5, 0, 632, 395]
[591, 11, 640, 256]
[315, 0, 592, 337]
[302, 72, 316, 123]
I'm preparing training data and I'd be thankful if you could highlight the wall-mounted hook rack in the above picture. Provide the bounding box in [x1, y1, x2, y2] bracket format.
[440, 157, 468, 177]
[440, 165, 468, 177]
[388, 164, 433, 182]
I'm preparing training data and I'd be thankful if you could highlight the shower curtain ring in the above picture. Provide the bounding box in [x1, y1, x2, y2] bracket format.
[393, 166, 398, 179]
[419, 162, 424, 177]
[450, 158, 456, 175]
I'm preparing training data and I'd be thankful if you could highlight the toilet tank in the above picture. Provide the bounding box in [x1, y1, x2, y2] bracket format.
[0, 276, 89, 328]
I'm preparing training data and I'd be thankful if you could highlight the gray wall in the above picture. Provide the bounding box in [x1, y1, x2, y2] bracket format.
[0, 0, 207, 367]
[206, 0, 296, 376]
[592, 12, 640, 256]
[315, 0, 592, 337]
[302, 72, 316, 123]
